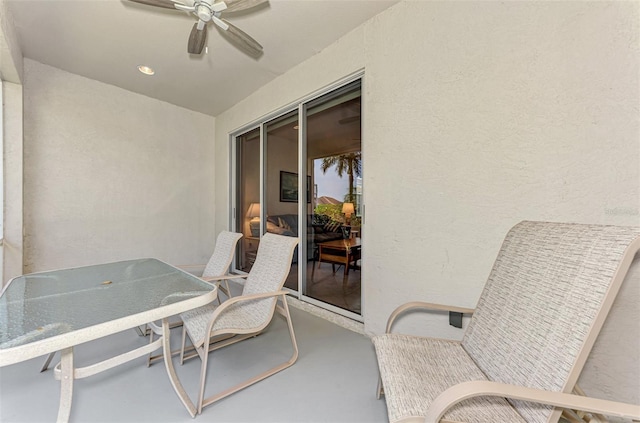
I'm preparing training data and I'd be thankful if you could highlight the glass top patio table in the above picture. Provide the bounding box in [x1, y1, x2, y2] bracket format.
[0, 258, 217, 366]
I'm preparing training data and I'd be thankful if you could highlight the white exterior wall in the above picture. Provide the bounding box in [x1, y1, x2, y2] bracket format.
[23, 60, 216, 272]
[0, 0, 23, 285]
[214, 1, 639, 404]
[2, 81, 23, 285]
[0, 0, 23, 84]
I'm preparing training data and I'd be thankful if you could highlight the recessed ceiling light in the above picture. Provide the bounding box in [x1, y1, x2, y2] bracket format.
[137, 65, 155, 76]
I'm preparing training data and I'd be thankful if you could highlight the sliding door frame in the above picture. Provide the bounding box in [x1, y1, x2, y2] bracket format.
[229, 70, 364, 322]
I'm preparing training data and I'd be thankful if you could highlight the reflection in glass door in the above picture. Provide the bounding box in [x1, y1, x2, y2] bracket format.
[234, 127, 260, 272]
[264, 110, 300, 291]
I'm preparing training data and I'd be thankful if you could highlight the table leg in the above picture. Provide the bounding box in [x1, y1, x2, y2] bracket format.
[57, 347, 74, 423]
[41, 351, 56, 372]
[162, 318, 198, 417]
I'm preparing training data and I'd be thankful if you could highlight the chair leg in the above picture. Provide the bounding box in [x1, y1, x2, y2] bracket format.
[180, 326, 187, 365]
[197, 346, 210, 415]
[221, 280, 232, 299]
[282, 296, 299, 362]
[198, 296, 299, 411]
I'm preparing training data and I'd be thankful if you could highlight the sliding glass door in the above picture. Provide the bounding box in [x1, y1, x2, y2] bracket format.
[232, 76, 363, 321]
[304, 80, 362, 316]
[265, 110, 300, 291]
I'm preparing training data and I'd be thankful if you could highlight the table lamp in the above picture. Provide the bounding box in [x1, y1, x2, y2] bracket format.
[342, 202, 354, 226]
[246, 203, 261, 224]
[246, 203, 261, 237]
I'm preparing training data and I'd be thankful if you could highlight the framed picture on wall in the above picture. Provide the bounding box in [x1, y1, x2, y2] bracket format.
[280, 171, 311, 203]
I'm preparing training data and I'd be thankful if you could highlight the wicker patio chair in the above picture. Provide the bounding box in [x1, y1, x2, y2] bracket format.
[178, 232, 299, 415]
[145, 230, 243, 365]
[196, 230, 244, 299]
[373, 221, 640, 423]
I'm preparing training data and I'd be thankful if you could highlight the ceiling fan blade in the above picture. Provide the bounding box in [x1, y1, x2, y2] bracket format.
[188, 22, 207, 54]
[173, 3, 195, 12]
[173, 0, 195, 6]
[127, 0, 178, 10]
[221, 0, 267, 13]
[221, 19, 263, 55]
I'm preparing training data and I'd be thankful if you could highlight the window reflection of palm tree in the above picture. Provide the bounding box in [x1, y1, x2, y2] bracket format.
[320, 152, 361, 205]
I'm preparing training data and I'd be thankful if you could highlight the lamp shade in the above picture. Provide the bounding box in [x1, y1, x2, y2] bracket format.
[342, 202, 355, 215]
[246, 203, 260, 218]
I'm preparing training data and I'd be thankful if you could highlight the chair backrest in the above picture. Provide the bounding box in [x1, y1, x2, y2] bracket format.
[202, 231, 243, 278]
[461, 221, 640, 423]
[241, 233, 299, 322]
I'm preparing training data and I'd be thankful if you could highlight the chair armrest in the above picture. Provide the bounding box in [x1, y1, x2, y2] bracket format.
[424, 381, 640, 423]
[173, 265, 248, 283]
[385, 301, 475, 333]
[200, 274, 248, 283]
[207, 290, 288, 329]
[200, 274, 248, 299]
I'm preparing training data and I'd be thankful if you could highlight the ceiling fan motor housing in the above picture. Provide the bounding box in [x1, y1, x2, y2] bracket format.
[196, 4, 212, 21]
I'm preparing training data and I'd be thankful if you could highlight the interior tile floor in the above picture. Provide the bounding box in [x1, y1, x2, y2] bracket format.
[0, 306, 386, 422]
[284, 260, 361, 315]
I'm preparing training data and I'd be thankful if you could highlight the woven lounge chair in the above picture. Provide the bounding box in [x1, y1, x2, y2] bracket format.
[194, 230, 244, 299]
[372, 221, 640, 423]
[178, 232, 299, 415]
[145, 230, 243, 365]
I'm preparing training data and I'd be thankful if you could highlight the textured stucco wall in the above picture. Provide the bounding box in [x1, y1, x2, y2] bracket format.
[2, 81, 23, 285]
[0, 0, 24, 286]
[0, 0, 23, 83]
[23, 60, 216, 272]
[214, 0, 639, 404]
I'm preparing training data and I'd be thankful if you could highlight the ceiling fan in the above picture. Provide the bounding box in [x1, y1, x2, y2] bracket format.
[128, 0, 266, 55]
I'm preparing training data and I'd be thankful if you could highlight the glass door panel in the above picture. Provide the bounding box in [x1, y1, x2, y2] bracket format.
[235, 127, 260, 272]
[304, 80, 362, 315]
[264, 110, 300, 291]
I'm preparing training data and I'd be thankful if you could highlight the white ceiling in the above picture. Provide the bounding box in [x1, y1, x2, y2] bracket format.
[8, 0, 398, 116]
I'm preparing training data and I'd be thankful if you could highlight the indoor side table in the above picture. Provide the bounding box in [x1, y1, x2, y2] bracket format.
[0, 258, 218, 421]
[312, 237, 361, 292]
